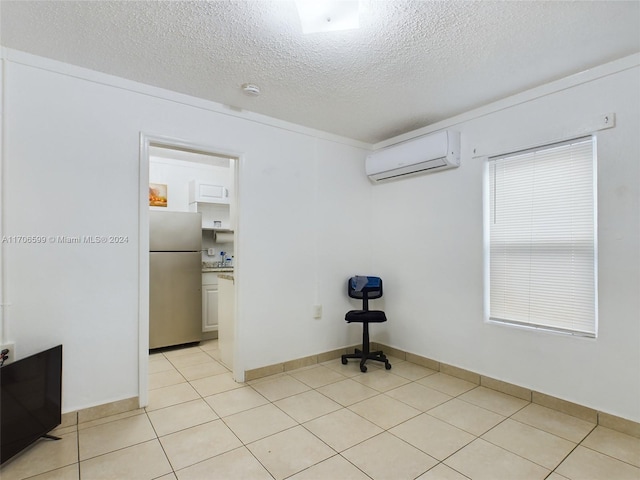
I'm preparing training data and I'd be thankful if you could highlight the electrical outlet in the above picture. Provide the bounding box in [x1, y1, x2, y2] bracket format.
[1, 342, 15, 365]
[312, 304, 322, 319]
[207, 248, 215, 256]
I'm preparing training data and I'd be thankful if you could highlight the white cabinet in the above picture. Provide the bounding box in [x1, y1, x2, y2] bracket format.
[202, 273, 219, 333]
[189, 180, 229, 204]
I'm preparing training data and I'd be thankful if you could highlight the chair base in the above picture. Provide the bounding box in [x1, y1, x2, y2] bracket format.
[341, 347, 392, 373]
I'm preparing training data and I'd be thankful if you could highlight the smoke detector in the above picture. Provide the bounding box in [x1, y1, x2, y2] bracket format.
[241, 83, 261, 96]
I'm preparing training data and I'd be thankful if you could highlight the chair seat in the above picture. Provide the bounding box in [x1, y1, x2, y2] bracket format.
[345, 310, 387, 323]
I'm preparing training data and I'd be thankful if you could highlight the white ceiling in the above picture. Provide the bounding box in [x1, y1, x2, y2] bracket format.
[1, 1, 639, 144]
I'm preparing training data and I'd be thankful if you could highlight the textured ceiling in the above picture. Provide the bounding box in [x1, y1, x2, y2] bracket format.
[1, 1, 639, 143]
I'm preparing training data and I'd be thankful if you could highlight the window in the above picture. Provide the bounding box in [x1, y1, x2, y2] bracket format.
[487, 137, 597, 336]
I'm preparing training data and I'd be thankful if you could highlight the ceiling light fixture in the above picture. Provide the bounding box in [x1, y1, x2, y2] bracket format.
[295, 0, 361, 34]
[241, 83, 261, 96]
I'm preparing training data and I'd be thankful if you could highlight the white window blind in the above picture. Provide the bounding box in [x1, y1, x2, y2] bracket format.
[488, 137, 597, 336]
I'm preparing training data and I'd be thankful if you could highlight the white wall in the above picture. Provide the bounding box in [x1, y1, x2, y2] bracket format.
[371, 60, 640, 422]
[3, 48, 637, 423]
[1, 49, 371, 412]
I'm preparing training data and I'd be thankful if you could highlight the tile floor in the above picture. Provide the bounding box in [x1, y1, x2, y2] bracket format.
[1, 340, 639, 480]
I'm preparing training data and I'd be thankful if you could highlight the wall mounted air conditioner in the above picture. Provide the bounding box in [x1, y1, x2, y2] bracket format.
[366, 130, 461, 183]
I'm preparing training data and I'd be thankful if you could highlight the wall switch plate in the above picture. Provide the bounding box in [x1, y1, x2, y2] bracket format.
[207, 248, 215, 256]
[1, 342, 15, 365]
[312, 304, 322, 319]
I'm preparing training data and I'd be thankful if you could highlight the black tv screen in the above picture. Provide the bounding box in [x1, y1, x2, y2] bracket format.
[0, 345, 62, 464]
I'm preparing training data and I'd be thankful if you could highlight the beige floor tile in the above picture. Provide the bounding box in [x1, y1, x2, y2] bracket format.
[247, 425, 335, 480]
[149, 368, 187, 390]
[546, 473, 571, 480]
[482, 418, 576, 470]
[351, 368, 411, 392]
[511, 403, 596, 443]
[27, 463, 80, 480]
[159, 419, 242, 471]
[198, 339, 219, 351]
[205, 348, 222, 361]
[155, 474, 178, 480]
[581, 426, 640, 467]
[555, 445, 640, 480]
[316, 378, 379, 406]
[418, 373, 477, 397]
[204, 386, 269, 417]
[146, 382, 200, 411]
[445, 438, 550, 480]
[49, 425, 77, 437]
[428, 398, 505, 436]
[458, 386, 529, 416]
[288, 454, 371, 480]
[79, 439, 172, 480]
[79, 413, 156, 461]
[148, 356, 176, 374]
[389, 362, 438, 381]
[0, 432, 78, 480]
[342, 431, 438, 480]
[274, 389, 342, 423]
[224, 403, 297, 444]
[168, 351, 217, 369]
[175, 446, 272, 480]
[162, 346, 204, 359]
[348, 394, 421, 429]
[303, 408, 383, 452]
[390, 413, 475, 461]
[416, 463, 471, 480]
[288, 364, 347, 388]
[386, 382, 452, 411]
[190, 372, 244, 397]
[320, 358, 367, 377]
[176, 360, 228, 381]
[147, 398, 219, 437]
[250, 374, 311, 401]
[78, 409, 144, 430]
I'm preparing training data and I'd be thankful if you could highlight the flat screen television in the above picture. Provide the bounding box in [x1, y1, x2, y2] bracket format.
[0, 344, 62, 464]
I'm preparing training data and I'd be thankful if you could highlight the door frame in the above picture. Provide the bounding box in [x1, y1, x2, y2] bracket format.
[138, 132, 242, 407]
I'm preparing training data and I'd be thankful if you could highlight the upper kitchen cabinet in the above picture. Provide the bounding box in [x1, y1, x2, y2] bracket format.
[189, 180, 230, 205]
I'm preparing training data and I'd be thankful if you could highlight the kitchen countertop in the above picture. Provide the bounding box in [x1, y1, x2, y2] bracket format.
[218, 274, 234, 282]
[202, 267, 234, 273]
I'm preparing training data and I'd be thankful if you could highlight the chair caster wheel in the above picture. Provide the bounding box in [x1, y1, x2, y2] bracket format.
[360, 365, 367, 373]
[341, 357, 348, 365]
[385, 362, 392, 370]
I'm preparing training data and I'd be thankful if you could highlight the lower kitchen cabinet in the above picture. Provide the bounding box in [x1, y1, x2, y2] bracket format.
[202, 273, 219, 333]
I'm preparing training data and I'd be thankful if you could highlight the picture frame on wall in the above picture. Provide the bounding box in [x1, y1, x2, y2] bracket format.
[149, 183, 167, 207]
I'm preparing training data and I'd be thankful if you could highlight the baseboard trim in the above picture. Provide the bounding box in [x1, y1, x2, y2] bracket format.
[245, 342, 640, 438]
[59, 397, 141, 429]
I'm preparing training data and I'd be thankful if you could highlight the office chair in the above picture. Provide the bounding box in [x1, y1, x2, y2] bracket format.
[341, 276, 391, 372]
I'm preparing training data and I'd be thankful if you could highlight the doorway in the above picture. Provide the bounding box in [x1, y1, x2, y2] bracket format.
[138, 133, 241, 407]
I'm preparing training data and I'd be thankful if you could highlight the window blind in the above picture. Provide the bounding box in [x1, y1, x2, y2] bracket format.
[488, 137, 597, 336]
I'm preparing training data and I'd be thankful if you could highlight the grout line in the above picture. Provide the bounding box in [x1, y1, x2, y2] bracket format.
[76, 421, 81, 480]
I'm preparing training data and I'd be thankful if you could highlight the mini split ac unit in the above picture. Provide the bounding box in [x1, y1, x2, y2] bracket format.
[366, 130, 461, 182]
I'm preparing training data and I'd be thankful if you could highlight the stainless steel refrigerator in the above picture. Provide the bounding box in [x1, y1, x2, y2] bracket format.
[149, 211, 202, 349]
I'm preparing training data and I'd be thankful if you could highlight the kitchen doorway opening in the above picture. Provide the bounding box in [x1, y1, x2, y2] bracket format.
[138, 133, 242, 407]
